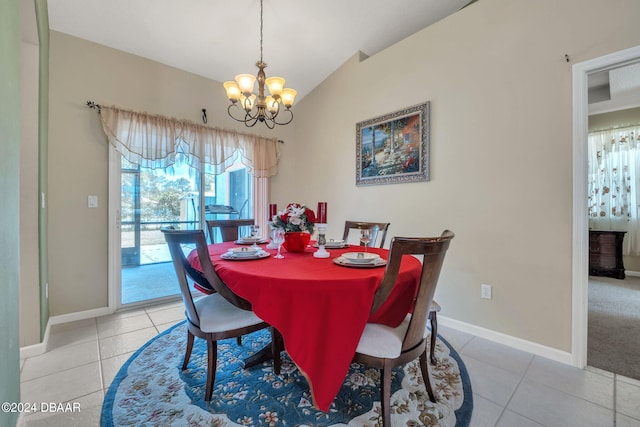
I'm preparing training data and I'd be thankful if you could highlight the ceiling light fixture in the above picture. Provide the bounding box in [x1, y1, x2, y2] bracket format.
[223, 0, 296, 129]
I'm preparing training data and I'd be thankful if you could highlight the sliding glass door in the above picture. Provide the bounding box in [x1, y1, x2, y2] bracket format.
[110, 150, 253, 308]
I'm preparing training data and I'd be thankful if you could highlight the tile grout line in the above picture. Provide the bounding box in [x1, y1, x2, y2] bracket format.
[95, 316, 107, 391]
[493, 353, 537, 426]
[613, 374, 617, 426]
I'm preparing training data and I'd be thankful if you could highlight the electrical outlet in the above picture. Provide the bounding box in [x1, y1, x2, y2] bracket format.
[481, 284, 492, 299]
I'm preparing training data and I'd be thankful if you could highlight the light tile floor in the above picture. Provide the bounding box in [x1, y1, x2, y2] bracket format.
[19, 300, 640, 427]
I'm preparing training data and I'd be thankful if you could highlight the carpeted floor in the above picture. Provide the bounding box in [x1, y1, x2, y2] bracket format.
[102, 321, 473, 426]
[588, 275, 640, 380]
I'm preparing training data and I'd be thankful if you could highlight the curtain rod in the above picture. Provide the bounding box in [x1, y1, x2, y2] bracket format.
[85, 100, 285, 144]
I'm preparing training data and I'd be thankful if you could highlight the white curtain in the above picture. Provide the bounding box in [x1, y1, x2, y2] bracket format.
[98, 105, 280, 177]
[588, 126, 640, 255]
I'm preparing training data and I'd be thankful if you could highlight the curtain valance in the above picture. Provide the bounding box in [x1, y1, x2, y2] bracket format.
[99, 105, 280, 177]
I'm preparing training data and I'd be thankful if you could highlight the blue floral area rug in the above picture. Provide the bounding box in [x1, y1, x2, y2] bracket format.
[101, 321, 473, 426]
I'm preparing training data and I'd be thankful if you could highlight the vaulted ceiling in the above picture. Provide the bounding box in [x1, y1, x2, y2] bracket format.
[47, 0, 473, 101]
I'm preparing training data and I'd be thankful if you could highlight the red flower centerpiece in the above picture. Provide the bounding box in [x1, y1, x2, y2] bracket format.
[272, 203, 316, 252]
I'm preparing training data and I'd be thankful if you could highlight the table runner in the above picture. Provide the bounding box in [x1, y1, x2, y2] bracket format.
[188, 242, 421, 411]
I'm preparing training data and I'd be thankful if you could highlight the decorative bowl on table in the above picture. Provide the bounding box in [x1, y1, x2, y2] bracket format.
[341, 252, 381, 264]
[283, 231, 311, 252]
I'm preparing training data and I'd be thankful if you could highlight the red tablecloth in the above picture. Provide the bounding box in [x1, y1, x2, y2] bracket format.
[188, 241, 421, 411]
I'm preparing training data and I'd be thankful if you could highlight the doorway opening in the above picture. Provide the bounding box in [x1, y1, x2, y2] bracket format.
[572, 45, 640, 372]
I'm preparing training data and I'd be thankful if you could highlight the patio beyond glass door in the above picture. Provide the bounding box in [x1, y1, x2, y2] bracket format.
[115, 155, 253, 307]
[119, 157, 200, 305]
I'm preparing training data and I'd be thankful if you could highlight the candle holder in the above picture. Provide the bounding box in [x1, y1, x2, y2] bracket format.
[266, 222, 279, 249]
[313, 223, 330, 258]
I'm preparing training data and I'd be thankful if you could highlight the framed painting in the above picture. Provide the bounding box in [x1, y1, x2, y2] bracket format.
[356, 102, 430, 186]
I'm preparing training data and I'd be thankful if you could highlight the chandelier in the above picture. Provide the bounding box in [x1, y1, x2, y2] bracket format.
[223, 0, 296, 129]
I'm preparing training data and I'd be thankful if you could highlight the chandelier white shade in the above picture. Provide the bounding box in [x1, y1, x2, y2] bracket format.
[223, 0, 296, 129]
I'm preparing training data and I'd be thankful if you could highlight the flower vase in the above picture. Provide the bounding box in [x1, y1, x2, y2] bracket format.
[283, 232, 311, 252]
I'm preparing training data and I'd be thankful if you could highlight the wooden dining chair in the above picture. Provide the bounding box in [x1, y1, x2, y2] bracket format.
[342, 221, 391, 248]
[162, 228, 281, 401]
[342, 220, 442, 365]
[206, 219, 255, 244]
[352, 230, 454, 427]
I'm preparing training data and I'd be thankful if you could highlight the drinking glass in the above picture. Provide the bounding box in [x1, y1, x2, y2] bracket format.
[273, 228, 285, 259]
[250, 225, 260, 249]
[360, 229, 372, 252]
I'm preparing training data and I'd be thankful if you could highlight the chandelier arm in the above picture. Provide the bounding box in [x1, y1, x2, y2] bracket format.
[271, 108, 294, 126]
[227, 104, 259, 126]
[263, 118, 275, 130]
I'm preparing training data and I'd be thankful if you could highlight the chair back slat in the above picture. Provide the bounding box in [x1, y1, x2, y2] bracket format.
[162, 229, 253, 329]
[206, 219, 255, 243]
[342, 221, 391, 248]
[369, 230, 454, 353]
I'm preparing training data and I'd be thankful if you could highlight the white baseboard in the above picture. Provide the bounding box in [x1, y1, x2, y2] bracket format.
[47, 306, 112, 326]
[625, 270, 640, 277]
[439, 315, 574, 366]
[19, 321, 51, 359]
[19, 306, 112, 359]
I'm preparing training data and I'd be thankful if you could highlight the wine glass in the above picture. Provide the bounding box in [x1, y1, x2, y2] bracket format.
[360, 229, 372, 252]
[250, 225, 260, 249]
[273, 228, 285, 259]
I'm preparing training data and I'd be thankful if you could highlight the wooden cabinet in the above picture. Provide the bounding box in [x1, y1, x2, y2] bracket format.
[589, 230, 626, 279]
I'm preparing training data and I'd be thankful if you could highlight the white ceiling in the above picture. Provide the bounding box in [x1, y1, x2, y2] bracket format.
[589, 61, 640, 114]
[47, 0, 472, 101]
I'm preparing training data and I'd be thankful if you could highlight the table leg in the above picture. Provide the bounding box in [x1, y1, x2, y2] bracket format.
[243, 327, 282, 374]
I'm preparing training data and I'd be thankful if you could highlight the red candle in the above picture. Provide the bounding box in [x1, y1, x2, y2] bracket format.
[317, 202, 327, 223]
[269, 203, 278, 219]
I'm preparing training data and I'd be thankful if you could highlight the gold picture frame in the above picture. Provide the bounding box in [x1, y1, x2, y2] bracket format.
[356, 102, 430, 186]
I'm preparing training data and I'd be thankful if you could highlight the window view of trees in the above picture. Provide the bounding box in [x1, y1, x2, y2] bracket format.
[120, 155, 251, 269]
[139, 172, 192, 222]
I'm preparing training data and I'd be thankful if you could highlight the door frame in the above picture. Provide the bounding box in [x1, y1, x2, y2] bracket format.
[571, 45, 640, 368]
[108, 146, 121, 311]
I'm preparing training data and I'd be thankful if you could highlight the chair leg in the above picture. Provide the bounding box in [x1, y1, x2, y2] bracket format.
[182, 331, 195, 370]
[429, 310, 438, 365]
[380, 361, 392, 427]
[271, 327, 281, 375]
[419, 350, 438, 403]
[205, 339, 217, 401]
[236, 336, 242, 345]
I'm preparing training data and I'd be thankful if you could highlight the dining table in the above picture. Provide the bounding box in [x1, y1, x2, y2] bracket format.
[187, 239, 422, 412]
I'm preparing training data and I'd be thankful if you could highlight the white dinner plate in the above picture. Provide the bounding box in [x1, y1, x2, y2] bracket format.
[228, 247, 260, 257]
[313, 241, 348, 249]
[235, 238, 269, 245]
[341, 252, 381, 264]
[221, 250, 270, 261]
[333, 256, 386, 268]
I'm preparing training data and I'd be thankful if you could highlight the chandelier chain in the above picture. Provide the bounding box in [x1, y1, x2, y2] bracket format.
[259, 0, 264, 64]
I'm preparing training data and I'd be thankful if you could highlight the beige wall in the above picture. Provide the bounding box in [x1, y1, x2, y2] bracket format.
[45, 0, 640, 354]
[47, 31, 293, 315]
[20, 39, 41, 345]
[286, 0, 640, 352]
